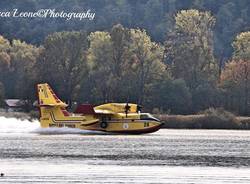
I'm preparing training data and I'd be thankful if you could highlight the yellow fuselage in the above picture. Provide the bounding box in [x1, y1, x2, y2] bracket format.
[40, 107, 161, 134]
[37, 83, 162, 134]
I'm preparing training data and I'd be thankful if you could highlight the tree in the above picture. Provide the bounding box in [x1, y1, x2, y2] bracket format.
[165, 9, 218, 90]
[109, 24, 132, 101]
[88, 27, 166, 105]
[164, 9, 220, 112]
[220, 60, 250, 115]
[87, 26, 131, 103]
[220, 31, 250, 115]
[0, 36, 40, 102]
[151, 78, 192, 114]
[9, 40, 41, 101]
[127, 29, 166, 104]
[37, 31, 89, 105]
[214, 1, 247, 59]
[0, 35, 11, 93]
[87, 31, 113, 102]
[232, 31, 250, 60]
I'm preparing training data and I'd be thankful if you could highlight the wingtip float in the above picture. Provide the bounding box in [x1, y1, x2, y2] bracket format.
[37, 83, 162, 134]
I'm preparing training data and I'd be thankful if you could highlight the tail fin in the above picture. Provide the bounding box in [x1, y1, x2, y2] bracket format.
[37, 83, 67, 107]
[37, 83, 99, 128]
[37, 83, 69, 128]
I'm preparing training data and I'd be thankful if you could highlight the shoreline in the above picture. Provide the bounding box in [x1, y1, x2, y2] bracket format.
[156, 114, 250, 129]
[0, 109, 250, 130]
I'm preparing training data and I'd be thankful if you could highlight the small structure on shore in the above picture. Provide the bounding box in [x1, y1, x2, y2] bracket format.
[4, 99, 27, 112]
[0, 173, 4, 177]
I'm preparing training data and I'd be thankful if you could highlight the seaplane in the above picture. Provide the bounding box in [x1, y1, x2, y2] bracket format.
[37, 83, 162, 134]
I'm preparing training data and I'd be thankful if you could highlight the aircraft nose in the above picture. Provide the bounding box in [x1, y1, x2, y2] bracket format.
[153, 121, 163, 128]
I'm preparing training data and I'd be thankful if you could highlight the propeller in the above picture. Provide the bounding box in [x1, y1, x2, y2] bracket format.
[125, 102, 131, 117]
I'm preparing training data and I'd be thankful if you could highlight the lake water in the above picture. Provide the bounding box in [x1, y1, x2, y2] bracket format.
[0, 116, 250, 183]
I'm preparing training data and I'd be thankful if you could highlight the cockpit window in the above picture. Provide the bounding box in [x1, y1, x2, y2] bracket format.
[140, 114, 149, 120]
[140, 113, 160, 122]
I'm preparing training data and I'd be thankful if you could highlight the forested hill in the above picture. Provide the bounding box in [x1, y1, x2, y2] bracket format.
[0, 0, 249, 116]
[0, 0, 249, 59]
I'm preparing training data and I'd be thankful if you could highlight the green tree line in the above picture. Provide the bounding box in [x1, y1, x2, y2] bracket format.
[1, 0, 250, 60]
[0, 9, 249, 115]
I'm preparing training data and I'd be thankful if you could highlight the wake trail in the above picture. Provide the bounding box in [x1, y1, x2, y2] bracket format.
[0, 116, 106, 135]
[0, 116, 39, 133]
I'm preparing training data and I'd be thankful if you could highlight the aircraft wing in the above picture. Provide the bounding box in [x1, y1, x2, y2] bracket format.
[94, 109, 115, 114]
